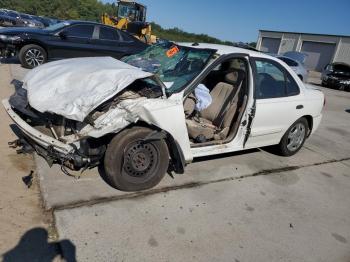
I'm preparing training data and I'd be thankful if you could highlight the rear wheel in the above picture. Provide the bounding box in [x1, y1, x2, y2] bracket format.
[19, 44, 47, 69]
[104, 126, 169, 191]
[277, 118, 309, 156]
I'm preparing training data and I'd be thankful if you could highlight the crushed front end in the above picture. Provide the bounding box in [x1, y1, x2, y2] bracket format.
[3, 87, 103, 170]
[3, 78, 166, 171]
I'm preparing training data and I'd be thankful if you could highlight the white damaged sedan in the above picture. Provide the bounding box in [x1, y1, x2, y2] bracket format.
[3, 42, 325, 191]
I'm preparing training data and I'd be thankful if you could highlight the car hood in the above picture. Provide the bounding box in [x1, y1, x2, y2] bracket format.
[328, 63, 350, 78]
[283, 51, 308, 64]
[0, 14, 16, 21]
[23, 57, 153, 121]
[0, 27, 47, 35]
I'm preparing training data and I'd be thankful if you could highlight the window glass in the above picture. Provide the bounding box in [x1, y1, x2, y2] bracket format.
[255, 60, 286, 99]
[46, 21, 70, 31]
[122, 42, 215, 94]
[119, 31, 134, 42]
[65, 25, 94, 38]
[255, 60, 300, 98]
[286, 74, 300, 96]
[99, 27, 120, 41]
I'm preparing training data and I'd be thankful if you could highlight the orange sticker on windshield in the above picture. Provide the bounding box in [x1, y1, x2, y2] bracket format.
[166, 46, 180, 58]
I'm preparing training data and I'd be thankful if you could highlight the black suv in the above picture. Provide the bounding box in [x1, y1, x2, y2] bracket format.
[0, 20, 148, 68]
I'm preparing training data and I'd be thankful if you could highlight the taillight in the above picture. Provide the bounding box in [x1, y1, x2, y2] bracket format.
[323, 97, 326, 107]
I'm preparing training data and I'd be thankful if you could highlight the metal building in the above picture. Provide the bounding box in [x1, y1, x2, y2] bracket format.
[257, 30, 350, 72]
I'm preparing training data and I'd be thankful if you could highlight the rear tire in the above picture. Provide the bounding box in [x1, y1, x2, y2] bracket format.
[276, 118, 309, 156]
[19, 44, 47, 69]
[104, 126, 169, 191]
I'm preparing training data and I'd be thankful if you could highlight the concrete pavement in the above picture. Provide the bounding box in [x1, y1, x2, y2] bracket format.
[55, 161, 350, 262]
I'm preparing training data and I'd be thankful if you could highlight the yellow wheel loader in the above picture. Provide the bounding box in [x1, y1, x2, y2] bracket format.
[101, 0, 157, 44]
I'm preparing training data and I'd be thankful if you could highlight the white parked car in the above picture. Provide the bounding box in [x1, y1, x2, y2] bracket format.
[3, 42, 324, 191]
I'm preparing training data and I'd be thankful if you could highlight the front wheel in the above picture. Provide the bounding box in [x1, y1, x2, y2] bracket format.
[19, 44, 47, 69]
[104, 126, 170, 191]
[277, 118, 309, 156]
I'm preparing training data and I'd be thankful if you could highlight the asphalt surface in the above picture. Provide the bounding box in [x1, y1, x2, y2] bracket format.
[5, 63, 350, 261]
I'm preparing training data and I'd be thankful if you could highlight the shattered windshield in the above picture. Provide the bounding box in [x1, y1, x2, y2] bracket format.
[122, 42, 215, 94]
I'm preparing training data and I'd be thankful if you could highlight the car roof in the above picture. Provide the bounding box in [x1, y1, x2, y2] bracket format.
[66, 20, 109, 26]
[178, 42, 273, 59]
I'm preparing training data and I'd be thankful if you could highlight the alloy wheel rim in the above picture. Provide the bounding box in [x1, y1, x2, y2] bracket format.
[287, 123, 306, 152]
[24, 48, 44, 67]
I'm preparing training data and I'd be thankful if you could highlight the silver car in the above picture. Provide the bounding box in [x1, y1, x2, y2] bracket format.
[276, 52, 308, 82]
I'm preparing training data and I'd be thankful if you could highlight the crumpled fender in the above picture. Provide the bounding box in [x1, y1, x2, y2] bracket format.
[64, 92, 193, 162]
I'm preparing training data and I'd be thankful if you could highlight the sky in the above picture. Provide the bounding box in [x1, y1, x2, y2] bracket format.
[102, 0, 350, 43]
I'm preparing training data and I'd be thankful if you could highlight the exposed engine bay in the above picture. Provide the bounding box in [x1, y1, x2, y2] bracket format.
[9, 77, 165, 171]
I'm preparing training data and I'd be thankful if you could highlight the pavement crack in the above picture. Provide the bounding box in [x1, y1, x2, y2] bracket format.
[52, 157, 350, 211]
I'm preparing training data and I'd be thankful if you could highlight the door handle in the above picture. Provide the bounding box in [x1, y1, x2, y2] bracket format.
[296, 105, 304, 109]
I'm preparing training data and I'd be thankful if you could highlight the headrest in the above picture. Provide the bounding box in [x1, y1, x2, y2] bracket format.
[224, 69, 245, 85]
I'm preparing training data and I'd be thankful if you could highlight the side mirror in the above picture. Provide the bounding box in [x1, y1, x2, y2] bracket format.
[58, 31, 67, 39]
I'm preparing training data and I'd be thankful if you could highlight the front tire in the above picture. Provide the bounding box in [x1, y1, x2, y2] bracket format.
[19, 44, 47, 69]
[277, 118, 309, 156]
[104, 126, 169, 191]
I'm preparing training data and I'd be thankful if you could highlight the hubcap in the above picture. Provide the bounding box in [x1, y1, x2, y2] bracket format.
[287, 123, 306, 152]
[25, 48, 44, 67]
[123, 141, 158, 177]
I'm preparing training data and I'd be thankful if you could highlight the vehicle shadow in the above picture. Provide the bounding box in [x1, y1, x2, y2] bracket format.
[346, 109, 350, 113]
[1, 227, 77, 262]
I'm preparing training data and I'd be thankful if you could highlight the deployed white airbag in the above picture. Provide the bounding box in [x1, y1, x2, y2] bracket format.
[23, 57, 153, 121]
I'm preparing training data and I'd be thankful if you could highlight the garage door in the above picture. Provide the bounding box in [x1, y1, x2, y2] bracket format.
[301, 41, 336, 71]
[260, 37, 281, 53]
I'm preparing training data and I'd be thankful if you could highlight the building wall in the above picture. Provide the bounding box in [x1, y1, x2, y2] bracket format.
[257, 31, 350, 71]
[279, 33, 299, 54]
[335, 37, 350, 65]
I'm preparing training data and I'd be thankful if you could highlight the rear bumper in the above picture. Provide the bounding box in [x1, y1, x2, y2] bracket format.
[2, 98, 74, 154]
